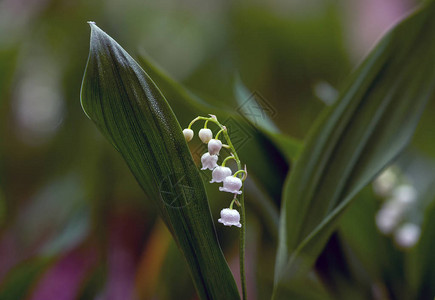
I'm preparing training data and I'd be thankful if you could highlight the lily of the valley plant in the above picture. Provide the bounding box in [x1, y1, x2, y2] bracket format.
[183, 114, 248, 228]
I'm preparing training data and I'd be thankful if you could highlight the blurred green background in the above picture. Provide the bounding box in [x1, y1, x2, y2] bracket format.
[1, 0, 434, 299]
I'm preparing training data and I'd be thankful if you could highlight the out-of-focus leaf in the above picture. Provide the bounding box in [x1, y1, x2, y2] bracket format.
[0, 47, 19, 226]
[407, 201, 435, 299]
[234, 76, 303, 162]
[315, 233, 371, 300]
[229, 3, 349, 140]
[135, 220, 172, 299]
[29, 245, 98, 300]
[0, 258, 52, 299]
[234, 75, 280, 134]
[80, 23, 240, 299]
[273, 3, 435, 298]
[338, 187, 391, 283]
[337, 187, 396, 299]
[401, 152, 435, 299]
[0, 190, 5, 228]
[76, 265, 106, 300]
[0, 47, 18, 102]
[15, 173, 90, 255]
[156, 239, 196, 300]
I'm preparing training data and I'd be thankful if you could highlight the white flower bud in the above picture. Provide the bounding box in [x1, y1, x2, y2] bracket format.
[219, 176, 242, 194]
[199, 128, 213, 144]
[392, 184, 417, 205]
[182, 129, 194, 142]
[208, 139, 222, 155]
[210, 166, 232, 183]
[375, 205, 402, 234]
[394, 223, 421, 248]
[201, 152, 218, 170]
[373, 168, 397, 197]
[218, 208, 242, 228]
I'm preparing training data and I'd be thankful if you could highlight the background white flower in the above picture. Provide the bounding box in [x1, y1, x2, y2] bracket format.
[394, 223, 421, 248]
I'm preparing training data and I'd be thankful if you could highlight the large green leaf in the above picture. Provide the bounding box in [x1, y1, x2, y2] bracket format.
[273, 2, 435, 298]
[80, 23, 240, 299]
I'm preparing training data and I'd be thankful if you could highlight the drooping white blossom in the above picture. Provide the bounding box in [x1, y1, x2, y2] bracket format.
[394, 223, 421, 248]
[182, 129, 194, 142]
[201, 152, 218, 170]
[199, 128, 213, 144]
[392, 184, 417, 205]
[219, 176, 242, 194]
[218, 208, 242, 228]
[210, 166, 232, 183]
[375, 205, 403, 234]
[373, 167, 398, 197]
[208, 139, 222, 155]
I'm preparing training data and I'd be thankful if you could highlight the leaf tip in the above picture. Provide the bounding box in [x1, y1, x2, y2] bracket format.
[87, 21, 96, 26]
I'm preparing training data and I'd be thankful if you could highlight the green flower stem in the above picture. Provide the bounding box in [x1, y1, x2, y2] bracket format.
[215, 128, 225, 140]
[233, 170, 247, 180]
[188, 115, 247, 300]
[222, 155, 236, 167]
[229, 198, 236, 210]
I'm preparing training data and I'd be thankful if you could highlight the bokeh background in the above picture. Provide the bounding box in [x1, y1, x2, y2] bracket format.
[1, 0, 434, 299]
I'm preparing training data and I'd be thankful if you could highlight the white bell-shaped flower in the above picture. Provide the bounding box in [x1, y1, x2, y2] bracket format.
[375, 205, 402, 234]
[218, 208, 242, 228]
[394, 223, 421, 248]
[373, 168, 397, 197]
[201, 152, 218, 170]
[182, 129, 194, 142]
[219, 176, 242, 194]
[208, 139, 222, 155]
[392, 184, 417, 205]
[199, 128, 213, 144]
[210, 166, 232, 183]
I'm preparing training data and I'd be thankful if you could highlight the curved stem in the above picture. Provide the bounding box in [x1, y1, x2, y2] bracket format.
[187, 116, 200, 129]
[233, 170, 247, 180]
[229, 198, 236, 210]
[222, 155, 236, 167]
[215, 128, 225, 140]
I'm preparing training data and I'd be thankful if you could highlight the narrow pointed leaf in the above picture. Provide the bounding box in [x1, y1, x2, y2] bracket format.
[80, 23, 239, 299]
[274, 2, 435, 297]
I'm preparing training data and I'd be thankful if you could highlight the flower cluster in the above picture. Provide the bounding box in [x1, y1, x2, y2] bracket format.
[373, 166, 421, 249]
[183, 115, 247, 228]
